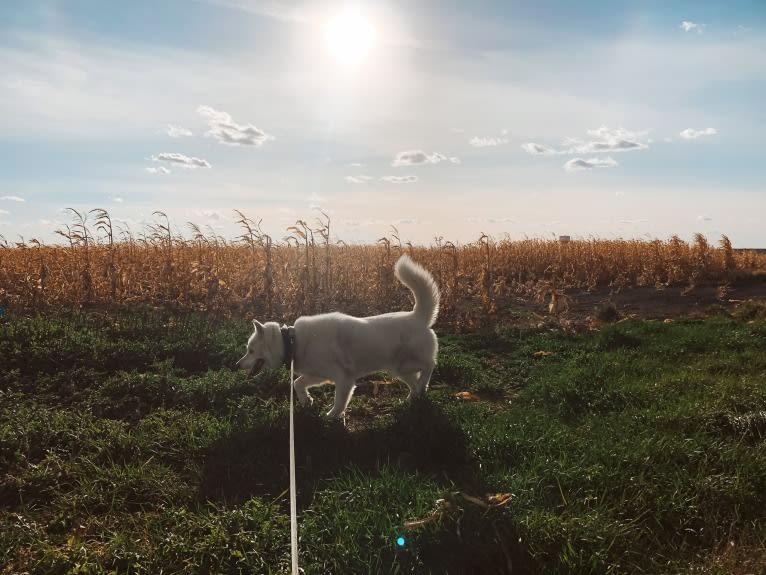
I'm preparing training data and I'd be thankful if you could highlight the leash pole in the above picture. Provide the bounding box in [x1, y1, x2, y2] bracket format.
[289, 359, 299, 575]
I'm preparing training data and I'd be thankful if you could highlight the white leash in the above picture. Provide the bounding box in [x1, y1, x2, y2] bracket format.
[289, 358, 299, 575]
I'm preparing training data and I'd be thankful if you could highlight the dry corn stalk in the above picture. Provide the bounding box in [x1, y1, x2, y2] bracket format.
[2, 212, 764, 328]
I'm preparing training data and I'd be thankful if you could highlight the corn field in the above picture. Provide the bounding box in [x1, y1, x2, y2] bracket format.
[1, 209, 765, 330]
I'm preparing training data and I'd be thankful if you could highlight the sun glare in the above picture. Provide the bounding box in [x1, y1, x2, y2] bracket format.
[324, 10, 376, 67]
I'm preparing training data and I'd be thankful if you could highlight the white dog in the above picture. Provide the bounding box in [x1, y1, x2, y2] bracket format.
[237, 254, 440, 417]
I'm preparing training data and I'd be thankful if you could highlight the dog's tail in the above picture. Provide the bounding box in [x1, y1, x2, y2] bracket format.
[395, 254, 440, 327]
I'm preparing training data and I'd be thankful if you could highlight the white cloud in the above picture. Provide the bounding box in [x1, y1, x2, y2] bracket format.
[145, 166, 172, 174]
[345, 175, 373, 184]
[160, 123, 193, 138]
[469, 136, 509, 148]
[696, 214, 713, 222]
[679, 127, 718, 139]
[0, 209, 10, 215]
[523, 127, 647, 161]
[521, 142, 559, 155]
[1, 195, 26, 202]
[565, 126, 649, 153]
[563, 156, 618, 172]
[680, 21, 704, 34]
[197, 105, 274, 146]
[391, 150, 459, 166]
[111, 197, 124, 203]
[381, 175, 419, 184]
[151, 152, 211, 168]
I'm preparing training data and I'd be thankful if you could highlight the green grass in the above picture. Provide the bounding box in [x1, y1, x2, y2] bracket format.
[1, 309, 765, 573]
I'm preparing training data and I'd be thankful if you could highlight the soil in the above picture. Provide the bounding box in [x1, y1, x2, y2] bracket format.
[560, 281, 766, 322]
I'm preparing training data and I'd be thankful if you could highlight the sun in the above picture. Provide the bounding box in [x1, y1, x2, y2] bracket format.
[324, 10, 376, 67]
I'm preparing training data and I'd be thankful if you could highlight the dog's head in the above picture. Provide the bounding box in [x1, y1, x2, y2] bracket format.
[236, 320, 284, 375]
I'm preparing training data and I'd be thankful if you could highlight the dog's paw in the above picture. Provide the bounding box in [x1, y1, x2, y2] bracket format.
[326, 406, 346, 419]
[296, 391, 313, 406]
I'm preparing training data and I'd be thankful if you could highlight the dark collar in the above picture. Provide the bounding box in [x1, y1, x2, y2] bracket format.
[280, 325, 295, 369]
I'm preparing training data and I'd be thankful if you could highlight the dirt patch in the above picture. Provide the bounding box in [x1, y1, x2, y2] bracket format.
[526, 280, 766, 325]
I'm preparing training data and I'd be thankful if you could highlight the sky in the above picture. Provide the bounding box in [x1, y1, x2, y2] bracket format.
[1, 0, 765, 247]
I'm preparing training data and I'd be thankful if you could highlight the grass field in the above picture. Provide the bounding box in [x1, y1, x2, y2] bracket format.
[2, 307, 766, 574]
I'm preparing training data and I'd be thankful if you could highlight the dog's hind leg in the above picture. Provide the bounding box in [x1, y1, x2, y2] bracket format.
[293, 375, 328, 406]
[327, 377, 356, 418]
[412, 366, 433, 397]
[400, 372, 420, 400]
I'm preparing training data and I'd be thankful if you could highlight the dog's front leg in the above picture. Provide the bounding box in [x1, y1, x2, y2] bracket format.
[327, 377, 356, 418]
[293, 375, 327, 406]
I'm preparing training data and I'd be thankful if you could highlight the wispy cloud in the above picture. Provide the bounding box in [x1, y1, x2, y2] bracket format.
[308, 191, 325, 210]
[696, 214, 713, 222]
[345, 175, 373, 184]
[469, 136, 509, 148]
[467, 216, 515, 224]
[618, 218, 648, 225]
[195, 0, 310, 23]
[146, 166, 172, 174]
[523, 127, 648, 158]
[381, 175, 419, 184]
[160, 123, 193, 138]
[521, 142, 559, 155]
[679, 127, 718, 139]
[197, 105, 274, 147]
[0, 209, 10, 215]
[151, 153, 211, 168]
[680, 21, 704, 34]
[1, 195, 26, 202]
[563, 156, 618, 172]
[391, 150, 460, 166]
[393, 218, 423, 225]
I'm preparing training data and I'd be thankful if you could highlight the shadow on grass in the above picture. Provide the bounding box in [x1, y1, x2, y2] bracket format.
[200, 398, 532, 574]
[199, 398, 476, 506]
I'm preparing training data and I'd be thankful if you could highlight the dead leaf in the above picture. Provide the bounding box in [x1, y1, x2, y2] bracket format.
[404, 492, 514, 531]
[533, 350, 553, 357]
[487, 492, 513, 507]
[455, 391, 481, 402]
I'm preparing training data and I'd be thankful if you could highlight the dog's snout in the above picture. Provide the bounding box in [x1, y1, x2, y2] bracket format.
[234, 354, 265, 377]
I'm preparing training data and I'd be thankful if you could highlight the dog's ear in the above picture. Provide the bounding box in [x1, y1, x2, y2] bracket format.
[252, 319, 265, 336]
